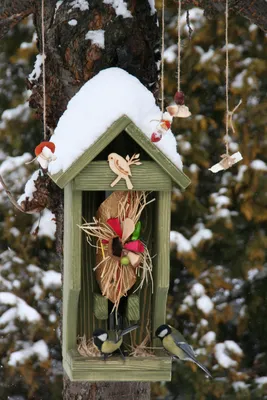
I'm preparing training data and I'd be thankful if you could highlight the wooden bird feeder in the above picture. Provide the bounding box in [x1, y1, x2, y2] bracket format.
[49, 115, 191, 382]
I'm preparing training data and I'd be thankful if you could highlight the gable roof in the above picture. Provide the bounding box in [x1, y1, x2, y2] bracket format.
[49, 115, 191, 190]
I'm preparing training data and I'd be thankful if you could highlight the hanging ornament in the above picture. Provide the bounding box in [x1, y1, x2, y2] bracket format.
[167, 0, 191, 119]
[150, 112, 172, 142]
[150, 0, 190, 143]
[34, 141, 57, 170]
[209, 0, 243, 173]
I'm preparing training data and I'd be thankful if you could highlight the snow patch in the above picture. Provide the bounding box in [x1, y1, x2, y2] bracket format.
[31, 209, 56, 239]
[28, 54, 43, 83]
[68, 19, 78, 26]
[255, 376, 267, 388]
[103, 0, 132, 18]
[250, 159, 267, 171]
[70, 0, 89, 11]
[214, 341, 243, 368]
[200, 48, 214, 63]
[164, 45, 177, 63]
[85, 30, 105, 49]
[233, 381, 249, 392]
[190, 228, 213, 247]
[148, 0, 156, 15]
[196, 295, 214, 314]
[42, 270, 61, 289]
[17, 170, 42, 205]
[200, 331, 216, 346]
[8, 340, 49, 367]
[0, 153, 32, 176]
[49, 68, 183, 175]
[191, 283, 205, 297]
[0, 292, 41, 324]
[170, 231, 192, 253]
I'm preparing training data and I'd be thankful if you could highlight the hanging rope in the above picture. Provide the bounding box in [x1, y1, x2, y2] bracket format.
[41, 0, 47, 140]
[177, 0, 182, 92]
[161, 0, 165, 118]
[225, 0, 229, 155]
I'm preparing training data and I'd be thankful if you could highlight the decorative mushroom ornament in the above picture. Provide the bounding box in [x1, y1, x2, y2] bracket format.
[166, 91, 191, 118]
[34, 141, 57, 170]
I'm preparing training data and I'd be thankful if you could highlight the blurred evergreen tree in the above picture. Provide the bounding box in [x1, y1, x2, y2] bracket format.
[0, 19, 62, 400]
[152, 2, 267, 399]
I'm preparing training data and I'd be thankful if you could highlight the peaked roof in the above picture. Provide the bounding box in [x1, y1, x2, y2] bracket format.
[49, 115, 191, 190]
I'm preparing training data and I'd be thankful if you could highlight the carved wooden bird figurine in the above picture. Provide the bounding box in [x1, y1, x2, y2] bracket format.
[108, 153, 133, 189]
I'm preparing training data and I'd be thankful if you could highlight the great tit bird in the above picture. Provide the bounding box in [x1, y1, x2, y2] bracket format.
[93, 324, 138, 360]
[155, 324, 212, 379]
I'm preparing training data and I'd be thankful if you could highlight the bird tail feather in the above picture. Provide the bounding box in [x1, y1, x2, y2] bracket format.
[120, 324, 139, 337]
[193, 358, 213, 379]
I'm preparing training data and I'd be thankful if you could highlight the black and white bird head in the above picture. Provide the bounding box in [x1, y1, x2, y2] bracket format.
[155, 324, 172, 339]
[93, 329, 108, 343]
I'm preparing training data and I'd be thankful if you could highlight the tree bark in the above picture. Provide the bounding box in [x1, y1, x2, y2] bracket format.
[62, 378, 151, 400]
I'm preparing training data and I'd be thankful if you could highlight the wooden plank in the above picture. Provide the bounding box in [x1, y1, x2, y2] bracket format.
[125, 122, 191, 190]
[64, 349, 172, 382]
[74, 161, 172, 191]
[94, 293, 108, 320]
[50, 116, 131, 188]
[152, 191, 171, 346]
[63, 184, 82, 359]
[126, 294, 140, 321]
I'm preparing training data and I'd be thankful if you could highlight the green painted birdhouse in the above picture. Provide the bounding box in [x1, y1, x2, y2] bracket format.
[49, 115, 191, 382]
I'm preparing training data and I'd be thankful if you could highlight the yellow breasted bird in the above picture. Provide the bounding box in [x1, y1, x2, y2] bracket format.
[155, 324, 212, 379]
[93, 324, 138, 360]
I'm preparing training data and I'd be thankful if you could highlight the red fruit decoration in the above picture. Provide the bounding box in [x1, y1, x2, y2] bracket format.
[174, 91, 185, 105]
[150, 132, 162, 143]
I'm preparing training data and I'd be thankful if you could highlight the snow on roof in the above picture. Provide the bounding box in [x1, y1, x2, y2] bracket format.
[8, 340, 49, 367]
[48, 68, 183, 175]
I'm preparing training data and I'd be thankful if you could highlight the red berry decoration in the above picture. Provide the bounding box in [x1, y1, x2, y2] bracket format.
[174, 91, 185, 105]
[151, 132, 162, 143]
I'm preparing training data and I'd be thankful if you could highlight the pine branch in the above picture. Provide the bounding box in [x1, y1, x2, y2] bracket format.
[0, 0, 34, 39]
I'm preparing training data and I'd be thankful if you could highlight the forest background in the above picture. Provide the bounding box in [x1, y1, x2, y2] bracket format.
[0, 1, 267, 399]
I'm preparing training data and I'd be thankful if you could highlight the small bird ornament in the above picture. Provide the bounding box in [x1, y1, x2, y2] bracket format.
[93, 324, 139, 360]
[108, 153, 141, 190]
[155, 324, 212, 379]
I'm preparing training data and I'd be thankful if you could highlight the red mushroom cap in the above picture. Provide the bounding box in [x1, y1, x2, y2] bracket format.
[35, 141, 56, 157]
